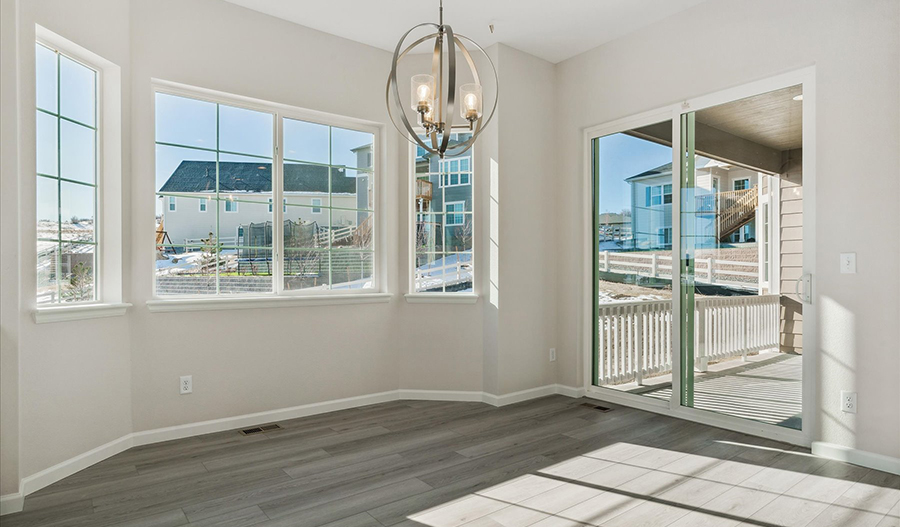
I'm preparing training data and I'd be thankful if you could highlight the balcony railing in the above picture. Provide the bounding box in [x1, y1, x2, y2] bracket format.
[596, 294, 780, 385]
[600, 251, 759, 290]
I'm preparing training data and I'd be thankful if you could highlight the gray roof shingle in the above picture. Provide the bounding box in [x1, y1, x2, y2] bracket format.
[159, 161, 358, 194]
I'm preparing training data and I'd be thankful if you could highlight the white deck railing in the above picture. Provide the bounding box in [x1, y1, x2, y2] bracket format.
[597, 294, 779, 385]
[600, 251, 759, 290]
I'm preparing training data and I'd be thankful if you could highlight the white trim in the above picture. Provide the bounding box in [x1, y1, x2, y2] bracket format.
[1, 384, 586, 514]
[311, 197, 322, 214]
[581, 67, 817, 447]
[199, 197, 207, 212]
[397, 389, 483, 402]
[147, 293, 391, 313]
[404, 293, 478, 304]
[168, 195, 176, 212]
[33, 302, 131, 323]
[20, 434, 134, 496]
[151, 79, 387, 298]
[0, 494, 24, 515]
[811, 442, 900, 476]
[483, 385, 559, 407]
[131, 390, 401, 446]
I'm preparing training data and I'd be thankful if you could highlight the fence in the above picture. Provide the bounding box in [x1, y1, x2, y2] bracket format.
[596, 294, 779, 385]
[600, 251, 759, 289]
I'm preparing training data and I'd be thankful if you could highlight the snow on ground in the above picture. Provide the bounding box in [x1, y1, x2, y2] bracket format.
[416, 253, 473, 291]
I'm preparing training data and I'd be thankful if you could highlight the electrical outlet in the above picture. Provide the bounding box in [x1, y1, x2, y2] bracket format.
[840, 390, 856, 413]
[549, 348, 557, 362]
[180, 375, 192, 395]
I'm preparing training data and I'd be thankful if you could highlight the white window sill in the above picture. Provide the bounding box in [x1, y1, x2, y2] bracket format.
[33, 302, 132, 324]
[146, 293, 392, 313]
[404, 293, 479, 304]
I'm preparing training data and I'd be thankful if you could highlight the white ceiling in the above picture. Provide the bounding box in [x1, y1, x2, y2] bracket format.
[222, 0, 709, 64]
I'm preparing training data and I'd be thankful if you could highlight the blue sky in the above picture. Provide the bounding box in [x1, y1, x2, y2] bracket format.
[153, 93, 373, 215]
[597, 132, 672, 215]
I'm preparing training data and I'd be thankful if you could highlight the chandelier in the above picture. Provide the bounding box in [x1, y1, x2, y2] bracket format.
[386, 0, 498, 158]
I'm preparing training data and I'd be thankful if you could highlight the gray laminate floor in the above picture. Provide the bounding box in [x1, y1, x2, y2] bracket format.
[2, 396, 898, 527]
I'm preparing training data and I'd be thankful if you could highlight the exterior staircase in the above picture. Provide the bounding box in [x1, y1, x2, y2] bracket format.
[712, 188, 757, 241]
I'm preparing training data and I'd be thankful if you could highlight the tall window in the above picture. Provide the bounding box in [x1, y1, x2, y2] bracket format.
[282, 118, 375, 291]
[154, 89, 377, 296]
[413, 134, 474, 293]
[36, 43, 98, 304]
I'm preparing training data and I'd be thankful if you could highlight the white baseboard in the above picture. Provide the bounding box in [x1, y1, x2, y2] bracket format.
[1, 384, 585, 516]
[131, 390, 400, 447]
[397, 389, 483, 402]
[0, 493, 24, 515]
[812, 441, 900, 476]
[21, 434, 134, 496]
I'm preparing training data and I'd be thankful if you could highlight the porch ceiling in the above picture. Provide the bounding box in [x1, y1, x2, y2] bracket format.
[696, 85, 803, 151]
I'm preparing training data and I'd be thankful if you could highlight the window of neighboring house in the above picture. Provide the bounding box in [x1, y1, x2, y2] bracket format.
[445, 201, 465, 226]
[658, 227, 673, 246]
[199, 198, 207, 212]
[412, 133, 474, 294]
[646, 184, 672, 206]
[438, 157, 473, 188]
[268, 198, 286, 213]
[224, 199, 238, 213]
[168, 196, 176, 211]
[36, 42, 99, 304]
[311, 197, 322, 214]
[734, 178, 750, 191]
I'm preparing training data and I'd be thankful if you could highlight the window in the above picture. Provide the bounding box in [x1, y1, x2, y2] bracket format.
[445, 201, 465, 226]
[734, 178, 750, 191]
[282, 118, 375, 291]
[438, 156, 473, 188]
[412, 133, 474, 294]
[168, 196, 176, 211]
[155, 89, 378, 296]
[36, 43, 98, 304]
[199, 198, 207, 212]
[645, 184, 672, 207]
[658, 227, 673, 246]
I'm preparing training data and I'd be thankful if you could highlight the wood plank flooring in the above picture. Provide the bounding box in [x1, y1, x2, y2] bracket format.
[2, 396, 898, 527]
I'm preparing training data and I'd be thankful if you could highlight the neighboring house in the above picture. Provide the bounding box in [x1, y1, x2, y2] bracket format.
[158, 160, 369, 248]
[414, 137, 474, 254]
[625, 159, 760, 250]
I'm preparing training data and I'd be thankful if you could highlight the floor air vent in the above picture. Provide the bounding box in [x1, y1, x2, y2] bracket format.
[240, 423, 282, 435]
[581, 403, 613, 412]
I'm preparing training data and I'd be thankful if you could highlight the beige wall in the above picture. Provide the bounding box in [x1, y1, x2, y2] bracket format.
[556, 0, 900, 458]
[2, 0, 898, 501]
[0, 0, 21, 497]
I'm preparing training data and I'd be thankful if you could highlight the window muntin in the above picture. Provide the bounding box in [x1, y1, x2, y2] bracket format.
[734, 178, 750, 191]
[155, 89, 378, 297]
[36, 42, 98, 304]
[155, 92, 274, 296]
[282, 118, 375, 292]
[413, 133, 473, 293]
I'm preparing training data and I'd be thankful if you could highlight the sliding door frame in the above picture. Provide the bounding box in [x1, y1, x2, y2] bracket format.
[582, 67, 816, 447]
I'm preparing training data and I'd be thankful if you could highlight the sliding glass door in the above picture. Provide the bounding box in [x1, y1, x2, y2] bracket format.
[679, 85, 805, 430]
[589, 76, 810, 439]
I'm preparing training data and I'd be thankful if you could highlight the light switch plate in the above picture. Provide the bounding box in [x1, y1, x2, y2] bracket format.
[840, 253, 856, 274]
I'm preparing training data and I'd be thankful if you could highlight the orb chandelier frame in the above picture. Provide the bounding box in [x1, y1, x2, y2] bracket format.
[386, 0, 498, 158]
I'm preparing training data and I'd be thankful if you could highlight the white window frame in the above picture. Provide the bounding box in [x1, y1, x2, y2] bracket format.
[199, 198, 207, 212]
[33, 26, 130, 322]
[406, 133, 477, 303]
[168, 196, 176, 212]
[581, 67, 816, 448]
[311, 197, 323, 214]
[438, 157, 473, 188]
[147, 80, 388, 310]
[734, 178, 750, 191]
[224, 199, 238, 213]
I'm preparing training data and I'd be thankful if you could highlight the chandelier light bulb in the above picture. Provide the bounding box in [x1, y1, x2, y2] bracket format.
[460, 84, 483, 121]
[411, 74, 435, 113]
